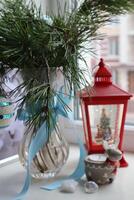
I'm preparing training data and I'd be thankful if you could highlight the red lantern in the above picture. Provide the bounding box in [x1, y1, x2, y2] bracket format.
[79, 58, 132, 167]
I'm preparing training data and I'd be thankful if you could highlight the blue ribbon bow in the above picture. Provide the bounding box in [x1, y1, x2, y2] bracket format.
[13, 89, 86, 200]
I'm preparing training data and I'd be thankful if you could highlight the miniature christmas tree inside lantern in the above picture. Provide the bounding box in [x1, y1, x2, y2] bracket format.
[79, 58, 132, 167]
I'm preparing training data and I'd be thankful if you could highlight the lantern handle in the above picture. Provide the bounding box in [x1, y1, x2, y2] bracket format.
[99, 58, 105, 67]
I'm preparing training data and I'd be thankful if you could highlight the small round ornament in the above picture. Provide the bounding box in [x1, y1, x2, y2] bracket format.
[0, 97, 14, 128]
[84, 181, 99, 194]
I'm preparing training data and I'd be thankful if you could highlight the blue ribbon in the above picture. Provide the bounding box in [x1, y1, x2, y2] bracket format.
[13, 122, 49, 200]
[13, 89, 86, 199]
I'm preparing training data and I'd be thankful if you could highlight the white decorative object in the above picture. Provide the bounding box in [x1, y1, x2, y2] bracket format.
[59, 179, 78, 193]
[85, 140, 123, 184]
[86, 154, 107, 164]
[84, 181, 99, 193]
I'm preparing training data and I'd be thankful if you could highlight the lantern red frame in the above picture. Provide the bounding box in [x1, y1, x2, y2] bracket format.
[79, 59, 132, 167]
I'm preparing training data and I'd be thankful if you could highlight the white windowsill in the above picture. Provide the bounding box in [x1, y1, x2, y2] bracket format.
[0, 155, 18, 168]
[0, 148, 134, 200]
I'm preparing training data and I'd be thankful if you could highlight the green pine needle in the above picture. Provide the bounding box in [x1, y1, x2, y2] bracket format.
[0, 0, 133, 134]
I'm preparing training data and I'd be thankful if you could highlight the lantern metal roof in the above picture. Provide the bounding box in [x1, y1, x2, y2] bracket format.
[80, 58, 132, 100]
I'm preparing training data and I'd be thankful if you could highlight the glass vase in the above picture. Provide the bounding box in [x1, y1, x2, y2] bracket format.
[19, 123, 69, 179]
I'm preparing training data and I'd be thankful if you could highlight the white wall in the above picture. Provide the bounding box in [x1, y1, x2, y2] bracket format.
[117, 68, 128, 90]
[37, 0, 70, 15]
[119, 15, 129, 64]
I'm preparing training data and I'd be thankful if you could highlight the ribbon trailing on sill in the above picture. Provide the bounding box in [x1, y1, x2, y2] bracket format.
[13, 88, 86, 200]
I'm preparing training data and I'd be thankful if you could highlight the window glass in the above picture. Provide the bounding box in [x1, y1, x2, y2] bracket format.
[108, 37, 119, 56]
[0, 70, 24, 161]
[88, 104, 123, 145]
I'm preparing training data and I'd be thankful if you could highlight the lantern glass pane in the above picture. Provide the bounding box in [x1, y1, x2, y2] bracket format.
[88, 104, 123, 145]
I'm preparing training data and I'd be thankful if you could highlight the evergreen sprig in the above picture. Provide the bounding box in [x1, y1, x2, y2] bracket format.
[0, 0, 133, 134]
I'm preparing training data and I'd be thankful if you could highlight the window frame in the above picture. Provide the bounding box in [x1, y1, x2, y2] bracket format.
[0, 154, 18, 168]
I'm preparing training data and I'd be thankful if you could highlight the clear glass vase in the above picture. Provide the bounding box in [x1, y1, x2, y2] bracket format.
[19, 123, 69, 179]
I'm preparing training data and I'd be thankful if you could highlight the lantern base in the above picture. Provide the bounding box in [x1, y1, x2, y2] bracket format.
[119, 153, 128, 167]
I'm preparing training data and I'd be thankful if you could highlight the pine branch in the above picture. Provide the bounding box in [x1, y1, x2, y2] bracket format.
[0, 0, 133, 134]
